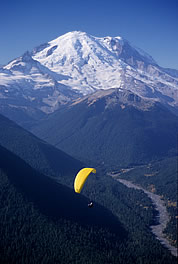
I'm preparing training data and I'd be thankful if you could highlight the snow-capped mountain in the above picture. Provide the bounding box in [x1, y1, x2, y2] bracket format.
[0, 51, 80, 114]
[1, 31, 178, 118]
[32, 31, 178, 107]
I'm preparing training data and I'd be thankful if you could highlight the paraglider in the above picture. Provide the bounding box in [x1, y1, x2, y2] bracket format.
[74, 168, 96, 208]
[74, 168, 96, 193]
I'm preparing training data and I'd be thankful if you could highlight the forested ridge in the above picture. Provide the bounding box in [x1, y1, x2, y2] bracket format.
[31, 99, 178, 168]
[0, 113, 83, 184]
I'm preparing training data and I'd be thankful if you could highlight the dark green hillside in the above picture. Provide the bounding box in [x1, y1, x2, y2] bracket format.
[0, 145, 176, 263]
[0, 145, 126, 263]
[0, 113, 83, 186]
[32, 94, 178, 168]
[0, 144, 123, 232]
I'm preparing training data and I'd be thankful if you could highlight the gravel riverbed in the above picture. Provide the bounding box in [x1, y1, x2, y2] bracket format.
[116, 178, 177, 257]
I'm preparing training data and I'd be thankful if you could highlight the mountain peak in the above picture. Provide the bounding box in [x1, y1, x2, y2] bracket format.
[4, 50, 37, 72]
[50, 31, 89, 43]
[1, 31, 178, 117]
[21, 51, 34, 62]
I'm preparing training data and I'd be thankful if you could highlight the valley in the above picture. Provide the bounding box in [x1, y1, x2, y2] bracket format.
[108, 157, 178, 256]
[109, 174, 177, 257]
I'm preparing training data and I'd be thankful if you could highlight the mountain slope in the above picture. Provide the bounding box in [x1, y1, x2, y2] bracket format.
[0, 144, 127, 263]
[32, 88, 178, 168]
[0, 113, 83, 187]
[1, 144, 177, 263]
[0, 144, 121, 229]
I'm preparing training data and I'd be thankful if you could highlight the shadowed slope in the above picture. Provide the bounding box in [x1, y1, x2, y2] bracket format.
[0, 144, 125, 235]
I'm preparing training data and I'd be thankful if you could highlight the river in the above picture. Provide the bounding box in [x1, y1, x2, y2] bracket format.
[114, 178, 177, 257]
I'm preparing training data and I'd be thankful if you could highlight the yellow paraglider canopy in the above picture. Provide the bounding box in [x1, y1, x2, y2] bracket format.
[74, 168, 96, 193]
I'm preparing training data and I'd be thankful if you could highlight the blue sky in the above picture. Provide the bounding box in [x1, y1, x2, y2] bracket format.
[1, 0, 178, 69]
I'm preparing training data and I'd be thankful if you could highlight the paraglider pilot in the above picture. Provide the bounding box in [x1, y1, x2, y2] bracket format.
[88, 201, 93, 208]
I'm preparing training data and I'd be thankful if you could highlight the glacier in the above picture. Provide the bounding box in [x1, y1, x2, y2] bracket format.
[0, 31, 178, 115]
